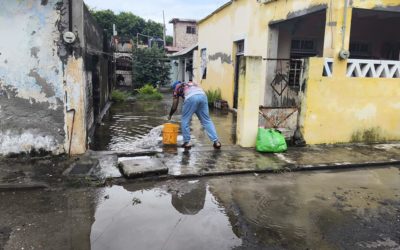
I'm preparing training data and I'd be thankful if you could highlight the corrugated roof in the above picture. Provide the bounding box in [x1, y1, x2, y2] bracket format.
[169, 18, 198, 24]
[168, 44, 198, 58]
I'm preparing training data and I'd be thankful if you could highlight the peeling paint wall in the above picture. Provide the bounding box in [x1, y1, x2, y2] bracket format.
[0, 0, 66, 155]
[0, 0, 111, 156]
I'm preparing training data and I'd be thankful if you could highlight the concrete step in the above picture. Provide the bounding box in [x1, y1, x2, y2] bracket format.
[119, 157, 168, 178]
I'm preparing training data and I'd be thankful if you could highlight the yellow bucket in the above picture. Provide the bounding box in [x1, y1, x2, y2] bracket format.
[162, 123, 180, 145]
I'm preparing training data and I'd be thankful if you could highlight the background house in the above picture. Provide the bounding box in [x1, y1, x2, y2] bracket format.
[194, 0, 400, 147]
[112, 36, 134, 88]
[169, 18, 198, 83]
[0, 0, 113, 155]
[169, 18, 198, 50]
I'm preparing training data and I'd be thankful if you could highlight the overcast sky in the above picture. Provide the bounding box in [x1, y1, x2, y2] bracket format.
[84, 0, 228, 36]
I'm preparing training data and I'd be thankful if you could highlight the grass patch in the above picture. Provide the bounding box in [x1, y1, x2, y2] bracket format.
[205, 88, 222, 106]
[136, 84, 163, 100]
[111, 90, 131, 102]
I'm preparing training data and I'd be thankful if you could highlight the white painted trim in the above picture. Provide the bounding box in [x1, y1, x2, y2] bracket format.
[323, 58, 334, 77]
[347, 59, 400, 78]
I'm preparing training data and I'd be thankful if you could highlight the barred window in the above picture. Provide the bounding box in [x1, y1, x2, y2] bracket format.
[186, 26, 196, 34]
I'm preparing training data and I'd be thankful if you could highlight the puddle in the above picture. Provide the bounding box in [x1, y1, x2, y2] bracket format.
[90, 184, 242, 250]
[89, 167, 400, 249]
[91, 94, 236, 152]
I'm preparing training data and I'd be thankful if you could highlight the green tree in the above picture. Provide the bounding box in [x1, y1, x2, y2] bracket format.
[90, 9, 117, 38]
[90, 9, 164, 42]
[132, 46, 171, 88]
[166, 36, 173, 46]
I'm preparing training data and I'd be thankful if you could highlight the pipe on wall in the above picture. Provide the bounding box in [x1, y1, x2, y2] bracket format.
[341, 0, 349, 50]
[68, 0, 73, 32]
[65, 91, 76, 156]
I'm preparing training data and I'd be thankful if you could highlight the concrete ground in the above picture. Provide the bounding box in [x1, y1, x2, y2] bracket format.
[1, 142, 400, 188]
[1, 166, 399, 250]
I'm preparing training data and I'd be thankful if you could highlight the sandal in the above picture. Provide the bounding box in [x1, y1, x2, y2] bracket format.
[213, 141, 222, 149]
[181, 142, 192, 149]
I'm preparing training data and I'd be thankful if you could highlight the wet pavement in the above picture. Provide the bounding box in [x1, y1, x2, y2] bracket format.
[1, 167, 399, 249]
[86, 93, 400, 180]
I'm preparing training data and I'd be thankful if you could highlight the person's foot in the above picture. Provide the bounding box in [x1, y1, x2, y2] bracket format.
[213, 141, 222, 149]
[181, 142, 192, 149]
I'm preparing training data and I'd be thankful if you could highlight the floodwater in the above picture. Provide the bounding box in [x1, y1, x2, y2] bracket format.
[90, 167, 400, 250]
[1, 167, 399, 249]
[92, 93, 236, 151]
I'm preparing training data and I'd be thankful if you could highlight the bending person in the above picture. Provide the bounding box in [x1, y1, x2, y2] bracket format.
[168, 80, 221, 149]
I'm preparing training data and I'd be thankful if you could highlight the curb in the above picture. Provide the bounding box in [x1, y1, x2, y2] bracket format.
[167, 160, 400, 180]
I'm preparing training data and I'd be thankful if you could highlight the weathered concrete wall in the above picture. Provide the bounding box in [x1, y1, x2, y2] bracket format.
[173, 22, 198, 49]
[0, 0, 66, 155]
[83, 4, 111, 135]
[0, 0, 111, 156]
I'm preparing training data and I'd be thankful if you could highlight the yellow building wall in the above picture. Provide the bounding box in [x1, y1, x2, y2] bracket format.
[197, 0, 400, 146]
[301, 58, 400, 144]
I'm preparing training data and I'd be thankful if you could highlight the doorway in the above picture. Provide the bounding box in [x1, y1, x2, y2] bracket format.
[233, 40, 245, 109]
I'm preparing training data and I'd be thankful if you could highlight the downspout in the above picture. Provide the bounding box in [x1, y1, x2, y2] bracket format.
[65, 91, 76, 156]
[339, 0, 350, 59]
[341, 0, 349, 51]
[68, 0, 73, 32]
[66, 0, 75, 156]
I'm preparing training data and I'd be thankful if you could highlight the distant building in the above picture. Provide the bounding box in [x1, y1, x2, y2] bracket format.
[168, 18, 199, 83]
[169, 18, 198, 50]
[111, 36, 134, 88]
[0, 0, 113, 156]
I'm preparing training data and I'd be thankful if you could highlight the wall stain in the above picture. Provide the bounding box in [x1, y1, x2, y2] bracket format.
[351, 127, 386, 143]
[209, 52, 232, 64]
[270, 4, 327, 25]
[286, 4, 327, 20]
[28, 69, 56, 98]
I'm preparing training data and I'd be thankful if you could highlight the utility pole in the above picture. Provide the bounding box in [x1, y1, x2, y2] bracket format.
[163, 10, 166, 47]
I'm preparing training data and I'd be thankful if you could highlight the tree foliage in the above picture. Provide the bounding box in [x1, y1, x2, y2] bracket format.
[90, 9, 164, 43]
[165, 36, 173, 46]
[132, 46, 171, 88]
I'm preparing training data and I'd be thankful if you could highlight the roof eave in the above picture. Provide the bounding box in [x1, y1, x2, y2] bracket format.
[198, 1, 232, 25]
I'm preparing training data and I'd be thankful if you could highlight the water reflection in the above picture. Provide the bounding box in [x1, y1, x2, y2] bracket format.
[91, 167, 400, 249]
[90, 182, 241, 250]
[170, 181, 206, 215]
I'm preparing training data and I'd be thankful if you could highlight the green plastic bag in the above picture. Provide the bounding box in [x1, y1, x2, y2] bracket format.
[256, 128, 287, 153]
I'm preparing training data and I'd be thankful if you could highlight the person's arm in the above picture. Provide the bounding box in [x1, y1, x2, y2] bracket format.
[168, 97, 179, 120]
